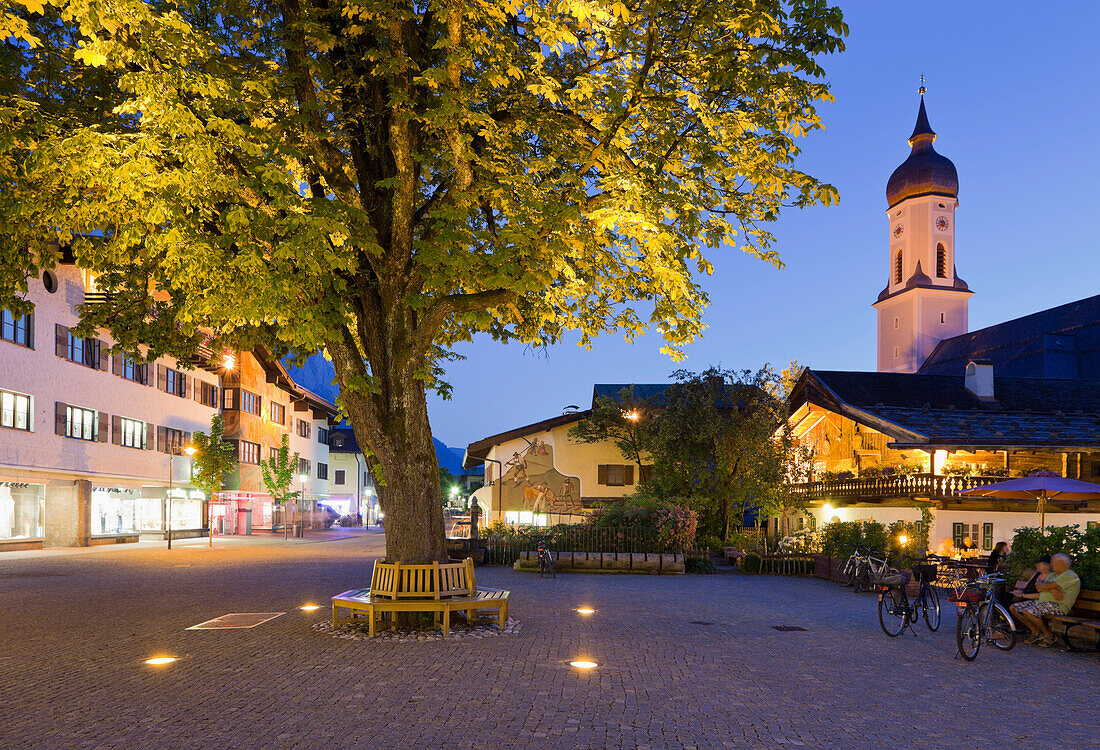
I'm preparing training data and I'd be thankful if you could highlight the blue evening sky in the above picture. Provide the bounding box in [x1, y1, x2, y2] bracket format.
[427, 1, 1100, 450]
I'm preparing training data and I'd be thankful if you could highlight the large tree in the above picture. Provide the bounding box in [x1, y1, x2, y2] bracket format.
[0, 0, 845, 562]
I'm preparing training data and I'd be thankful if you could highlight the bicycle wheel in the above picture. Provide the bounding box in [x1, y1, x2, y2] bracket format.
[921, 585, 941, 632]
[878, 589, 907, 637]
[956, 605, 981, 661]
[837, 558, 856, 587]
[981, 602, 1016, 651]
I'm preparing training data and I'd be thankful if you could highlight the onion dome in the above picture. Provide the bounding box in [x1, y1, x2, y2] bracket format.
[886, 96, 959, 207]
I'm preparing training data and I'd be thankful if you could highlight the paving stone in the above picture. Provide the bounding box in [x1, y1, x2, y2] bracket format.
[0, 536, 1097, 749]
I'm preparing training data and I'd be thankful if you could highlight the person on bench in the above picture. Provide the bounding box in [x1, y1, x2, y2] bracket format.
[1011, 553, 1082, 647]
[1019, 556, 1053, 598]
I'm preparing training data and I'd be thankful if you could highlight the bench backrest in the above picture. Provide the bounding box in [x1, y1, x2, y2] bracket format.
[1070, 588, 1100, 619]
[370, 558, 475, 599]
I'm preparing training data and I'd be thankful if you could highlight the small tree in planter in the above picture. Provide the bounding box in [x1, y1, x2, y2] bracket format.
[260, 434, 301, 539]
[191, 414, 237, 546]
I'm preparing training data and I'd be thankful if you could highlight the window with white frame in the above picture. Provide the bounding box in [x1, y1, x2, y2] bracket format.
[66, 405, 98, 441]
[238, 440, 260, 465]
[0, 389, 32, 431]
[118, 417, 147, 449]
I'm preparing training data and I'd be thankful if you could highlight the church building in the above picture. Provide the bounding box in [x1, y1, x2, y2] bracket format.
[784, 93, 1100, 548]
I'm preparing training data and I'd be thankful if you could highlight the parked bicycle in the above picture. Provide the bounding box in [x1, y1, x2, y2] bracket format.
[952, 572, 1016, 661]
[536, 536, 555, 579]
[877, 561, 941, 637]
[838, 547, 889, 593]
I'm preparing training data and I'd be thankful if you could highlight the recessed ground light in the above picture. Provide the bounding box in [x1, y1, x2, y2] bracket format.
[576, 608, 596, 615]
[144, 657, 177, 666]
[300, 605, 321, 611]
[570, 660, 598, 669]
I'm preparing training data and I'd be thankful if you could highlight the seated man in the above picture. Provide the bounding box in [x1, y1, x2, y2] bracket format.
[1011, 553, 1082, 647]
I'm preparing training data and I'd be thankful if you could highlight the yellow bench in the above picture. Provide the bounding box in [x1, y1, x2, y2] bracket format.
[332, 558, 511, 637]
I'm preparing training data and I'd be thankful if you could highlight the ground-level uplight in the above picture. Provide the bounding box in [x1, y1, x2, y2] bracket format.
[570, 660, 598, 670]
[576, 608, 596, 615]
[300, 604, 321, 611]
[144, 657, 177, 666]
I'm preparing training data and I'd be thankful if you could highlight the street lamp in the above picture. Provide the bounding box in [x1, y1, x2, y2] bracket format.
[167, 444, 196, 550]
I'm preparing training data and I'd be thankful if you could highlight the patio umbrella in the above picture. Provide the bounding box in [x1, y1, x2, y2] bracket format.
[959, 476, 1100, 533]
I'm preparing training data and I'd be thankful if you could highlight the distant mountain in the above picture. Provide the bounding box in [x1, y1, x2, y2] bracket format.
[288, 354, 468, 473]
[284, 354, 339, 404]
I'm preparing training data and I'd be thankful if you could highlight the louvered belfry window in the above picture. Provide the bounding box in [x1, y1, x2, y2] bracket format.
[936, 244, 947, 278]
[894, 251, 903, 284]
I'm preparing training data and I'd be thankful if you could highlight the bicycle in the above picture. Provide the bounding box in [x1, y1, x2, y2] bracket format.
[536, 536, 555, 579]
[853, 550, 889, 594]
[952, 573, 1016, 661]
[837, 547, 885, 591]
[877, 561, 941, 637]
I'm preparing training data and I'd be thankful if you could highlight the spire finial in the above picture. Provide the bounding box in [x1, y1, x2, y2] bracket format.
[918, 74, 927, 97]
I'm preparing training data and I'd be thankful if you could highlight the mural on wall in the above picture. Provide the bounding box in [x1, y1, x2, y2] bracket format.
[498, 438, 585, 516]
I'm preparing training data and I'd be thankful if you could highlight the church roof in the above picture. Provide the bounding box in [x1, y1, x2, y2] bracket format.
[919, 294, 1100, 379]
[789, 368, 1100, 449]
[886, 96, 959, 207]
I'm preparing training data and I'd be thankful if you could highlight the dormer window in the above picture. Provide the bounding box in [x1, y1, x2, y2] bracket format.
[894, 251, 903, 284]
[936, 244, 947, 278]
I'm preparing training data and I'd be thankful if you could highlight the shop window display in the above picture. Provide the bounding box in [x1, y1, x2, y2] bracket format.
[92, 488, 141, 535]
[0, 482, 44, 540]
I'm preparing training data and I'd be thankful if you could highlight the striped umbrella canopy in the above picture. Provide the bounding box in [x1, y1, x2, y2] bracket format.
[959, 475, 1100, 534]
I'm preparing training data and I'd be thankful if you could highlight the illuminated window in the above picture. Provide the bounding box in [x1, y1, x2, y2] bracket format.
[0, 389, 32, 431]
[118, 417, 147, 449]
[65, 405, 98, 441]
[894, 251, 903, 284]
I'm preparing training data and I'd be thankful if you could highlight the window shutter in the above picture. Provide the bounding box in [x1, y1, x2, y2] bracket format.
[25, 314, 33, 350]
[194, 380, 203, 402]
[112, 353, 124, 376]
[179, 372, 187, 398]
[55, 324, 68, 358]
[98, 341, 108, 371]
[157, 425, 167, 452]
[184, 431, 191, 446]
[157, 364, 166, 391]
[597, 465, 608, 485]
[952, 522, 964, 548]
[144, 422, 153, 450]
[97, 411, 108, 442]
[982, 522, 994, 550]
[111, 415, 121, 445]
[55, 402, 67, 436]
[624, 465, 634, 485]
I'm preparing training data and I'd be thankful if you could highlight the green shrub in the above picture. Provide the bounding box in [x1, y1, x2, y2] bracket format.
[685, 555, 716, 574]
[741, 553, 761, 573]
[725, 529, 763, 554]
[819, 519, 888, 559]
[587, 496, 698, 552]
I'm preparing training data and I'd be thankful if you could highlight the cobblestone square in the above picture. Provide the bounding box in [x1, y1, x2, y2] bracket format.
[1, 534, 1096, 750]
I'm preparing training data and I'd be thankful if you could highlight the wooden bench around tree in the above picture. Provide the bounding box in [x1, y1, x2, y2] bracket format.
[331, 558, 510, 637]
[1041, 588, 1100, 651]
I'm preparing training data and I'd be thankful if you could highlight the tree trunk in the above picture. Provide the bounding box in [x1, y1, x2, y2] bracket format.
[331, 328, 447, 565]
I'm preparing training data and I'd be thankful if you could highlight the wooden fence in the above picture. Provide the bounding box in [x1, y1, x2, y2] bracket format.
[755, 554, 815, 577]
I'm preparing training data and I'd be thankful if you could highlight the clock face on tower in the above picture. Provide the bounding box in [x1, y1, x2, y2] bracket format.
[936, 216, 950, 231]
[892, 224, 904, 238]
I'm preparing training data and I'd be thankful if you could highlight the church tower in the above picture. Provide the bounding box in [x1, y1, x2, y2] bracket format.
[873, 93, 972, 373]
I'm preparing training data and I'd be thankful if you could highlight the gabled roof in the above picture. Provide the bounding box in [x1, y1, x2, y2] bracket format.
[591, 383, 671, 406]
[789, 368, 1100, 450]
[919, 294, 1100, 379]
[252, 345, 338, 418]
[463, 411, 590, 469]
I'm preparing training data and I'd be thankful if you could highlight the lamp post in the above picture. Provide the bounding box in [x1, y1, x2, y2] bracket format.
[167, 444, 196, 550]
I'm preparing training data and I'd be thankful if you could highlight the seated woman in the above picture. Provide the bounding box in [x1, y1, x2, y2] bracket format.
[985, 541, 1009, 573]
[1019, 555, 1053, 599]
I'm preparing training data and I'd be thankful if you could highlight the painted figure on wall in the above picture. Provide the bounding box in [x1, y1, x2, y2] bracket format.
[499, 441, 584, 517]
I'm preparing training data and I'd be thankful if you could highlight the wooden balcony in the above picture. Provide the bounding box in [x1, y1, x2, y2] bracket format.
[784, 474, 1002, 503]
